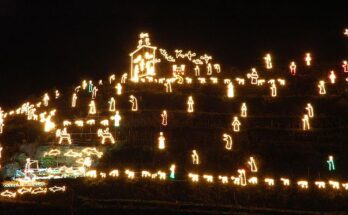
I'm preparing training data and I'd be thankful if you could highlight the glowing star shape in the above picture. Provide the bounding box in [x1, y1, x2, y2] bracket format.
[264, 53, 273, 69]
[43, 93, 50, 107]
[111, 111, 121, 127]
[56, 128, 72, 144]
[270, 83, 277, 97]
[305, 103, 314, 118]
[187, 96, 194, 113]
[222, 133, 232, 150]
[302, 114, 310, 131]
[247, 157, 258, 173]
[289, 61, 297, 75]
[231, 116, 241, 132]
[227, 82, 234, 98]
[115, 83, 122, 95]
[97, 128, 115, 144]
[158, 132, 166, 150]
[161, 110, 167, 126]
[327, 155, 335, 171]
[129, 95, 138, 111]
[89, 100, 97, 115]
[72, 93, 77, 108]
[328, 70, 336, 84]
[192, 150, 199, 165]
[343, 61, 348, 73]
[241, 103, 247, 117]
[109, 97, 116, 112]
[305, 53, 312, 66]
[247, 68, 259, 85]
[169, 164, 176, 179]
[318, 80, 326, 95]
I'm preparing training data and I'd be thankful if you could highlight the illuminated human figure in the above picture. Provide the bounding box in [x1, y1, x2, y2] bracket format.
[238, 169, 247, 186]
[161, 110, 168, 126]
[72, 93, 77, 108]
[248, 157, 258, 173]
[343, 61, 348, 73]
[82, 80, 87, 90]
[305, 53, 312, 66]
[306, 103, 314, 118]
[270, 83, 277, 97]
[231, 116, 241, 132]
[121, 73, 128, 84]
[227, 82, 234, 98]
[192, 150, 199, 165]
[194, 65, 200, 76]
[88, 81, 93, 93]
[129, 95, 138, 111]
[318, 81, 326, 95]
[97, 128, 115, 144]
[158, 132, 165, 150]
[207, 63, 212, 75]
[222, 133, 232, 150]
[187, 96, 194, 113]
[112, 111, 121, 127]
[329, 71, 336, 84]
[247, 68, 259, 85]
[302, 114, 310, 130]
[289, 61, 297, 76]
[169, 164, 176, 179]
[109, 97, 116, 112]
[43, 93, 50, 107]
[92, 86, 98, 99]
[55, 90, 60, 99]
[116, 83, 122, 95]
[264, 53, 272, 69]
[241, 103, 247, 117]
[89, 100, 96, 115]
[327, 155, 335, 171]
[56, 128, 72, 144]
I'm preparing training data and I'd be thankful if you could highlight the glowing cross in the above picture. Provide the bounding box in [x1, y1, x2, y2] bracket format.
[328, 70, 336, 84]
[161, 110, 167, 126]
[306, 103, 314, 118]
[289, 61, 297, 76]
[192, 150, 199, 165]
[169, 164, 176, 179]
[232, 116, 241, 132]
[129, 95, 138, 111]
[343, 61, 348, 73]
[158, 132, 166, 150]
[222, 133, 232, 150]
[227, 82, 234, 98]
[327, 155, 335, 171]
[302, 114, 310, 130]
[187, 96, 194, 113]
[115, 83, 122, 95]
[247, 157, 258, 173]
[264, 53, 272, 69]
[305, 53, 312, 66]
[241, 103, 247, 117]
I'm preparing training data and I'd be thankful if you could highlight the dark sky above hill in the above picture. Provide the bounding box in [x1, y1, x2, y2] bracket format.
[0, 1, 347, 108]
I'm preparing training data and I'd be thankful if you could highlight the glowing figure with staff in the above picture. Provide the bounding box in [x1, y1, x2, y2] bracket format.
[327, 155, 335, 171]
[248, 157, 258, 173]
[187, 96, 194, 113]
[111, 111, 121, 127]
[328, 71, 336, 84]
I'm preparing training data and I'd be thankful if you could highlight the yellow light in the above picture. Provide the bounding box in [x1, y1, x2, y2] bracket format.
[192, 150, 199, 165]
[125, 169, 135, 179]
[164, 81, 172, 93]
[342, 183, 348, 190]
[218, 175, 229, 184]
[86, 119, 95, 125]
[89, 100, 97, 115]
[55, 90, 60, 99]
[82, 80, 87, 90]
[270, 83, 277, 97]
[194, 65, 200, 76]
[1, 190, 16, 198]
[92, 86, 98, 99]
[328, 70, 336, 84]
[188, 173, 199, 182]
[187, 96, 194, 113]
[329, 180, 340, 190]
[241, 103, 247, 117]
[305, 53, 312, 66]
[56, 128, 72, 144]
[44, 115, 55, 132]
[0, 146, 2, 168]
[75, 120, 84, 127]
[305, 103, 314, 118]
[86, 170, 97, 178]
[203, 174, 214, 183]
[302, 114, 310, 131]
[161, 110, 167, 126]
[237, 169, 247, 186]
[63, 120, 72, 127]
[213, 64, 221, 73]
[49, 186, 66, 193]
[158, 132, 166, 150]
[280, 178, 290, 186]
[318, 80, 326, 95]
[43, 93, 50, 107]
[235, 78, 245, 85]
[227, 82, 234, 98]
[200, 54, 212, 64]
[100, 172, 106, 178]
[265, 178, 275, 186]
[223, 133, 233, 150]
[109, 97, 116, 112]
[198, 77, 206, 84]
[111, 111, 121, 127]
[97, 128, 115, 144]
[115, 83, 122, 95]
[129, 95, 138, 111]
[315, 181, 326, 189]
[64, 150, 81, 158]
[121, 73, 128, 84]
[231, 116, 241, 132]
[289, 61, 297, 75]
[17, 187, 32, 195]
[248, 177, 258, 185]
[157, 171, 166, 180]
[207, 63, 212, 75]
[82, 147, 103, 158]
[44, 149, 61, 157]
[109, 169, 119, 177]
[247, 157, 258, 173]
[210, 77, 218, 84]
[343, 61, 348, 73]
[297, 180, 308, 189]
[344, 29, 348, 37]
[264, 53, 273, 69]
[100, 119, 109, 126]
[141, 170, 151, 178]
[31, 187, 47, 195]
[247, 68, 259, 85]
[277, 79, 286, 86]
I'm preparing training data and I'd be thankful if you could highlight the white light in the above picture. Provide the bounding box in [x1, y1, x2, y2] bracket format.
[227, 82, 234, 98]
[129, 95, 138, 111]
[97, 128, 115, 144]
[231, 116, 241, 132]
[318, 80, 326, 95]
[187, 96, 194, 113]
[161, 110, 167, 126]
[192, 150, 199, 165]
[222, 133, 232, 150]
[247, 157, 258, 173]
[302, 114, 310, 131]
[158, 132, 166, 150]
[241, 103, 247, 117]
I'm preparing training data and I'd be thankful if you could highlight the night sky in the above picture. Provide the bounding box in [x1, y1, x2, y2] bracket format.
[0, 1, 347, 108]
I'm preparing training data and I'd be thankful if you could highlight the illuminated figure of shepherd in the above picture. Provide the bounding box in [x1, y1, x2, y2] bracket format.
[109, 97, 116, 112]
[187, 96, 194, 113]
[270, 83, 277, 97]
[327, 155, 335, 171]
[111, 111, 121, 127]
[329, 71, 336, 84]
[192, 150, 199, 165]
